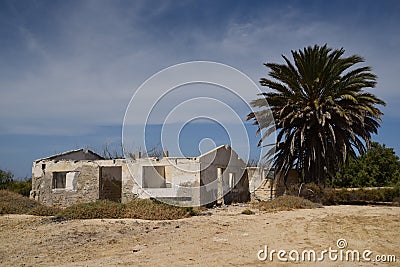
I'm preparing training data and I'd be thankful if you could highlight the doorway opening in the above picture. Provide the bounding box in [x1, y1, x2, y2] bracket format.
[99, 166, 122, 202]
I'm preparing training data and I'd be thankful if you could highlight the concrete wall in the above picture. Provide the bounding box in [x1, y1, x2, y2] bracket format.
[142, 166, 167, 188]
[199, 145, 250, 206]
[31, 159, 139, 207]
[123, 157, 201, 206]
[248, 167, 300, 199]
[247, 167, 275, 201]
[248, 167, 266, 193]
[31, 160, 100, 206]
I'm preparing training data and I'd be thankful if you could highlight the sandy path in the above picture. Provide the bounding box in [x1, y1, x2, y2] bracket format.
[0, 205, 399, 266]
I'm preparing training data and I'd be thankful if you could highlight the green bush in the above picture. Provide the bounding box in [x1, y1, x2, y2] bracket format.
[183, 207, 203, 216]
[6, 180, 32, 197]
[287, 183, 400, 205]
[333, 142, 400, 187]
[322, 187, 400, 205]
[0, 169, 32, 197]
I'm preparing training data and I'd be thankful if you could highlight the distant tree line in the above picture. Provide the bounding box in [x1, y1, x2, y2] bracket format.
[0, 169, 31, 197]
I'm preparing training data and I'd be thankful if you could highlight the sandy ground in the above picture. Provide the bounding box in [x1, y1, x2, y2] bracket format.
[0, 205, 399, 267]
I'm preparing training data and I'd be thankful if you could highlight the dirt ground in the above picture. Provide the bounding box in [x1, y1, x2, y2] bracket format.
[0, 205, 399, 266]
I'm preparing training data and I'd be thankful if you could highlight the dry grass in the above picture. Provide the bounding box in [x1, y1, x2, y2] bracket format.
[58, 199, 194, 220]
[0, 190, 196, 220]
[255, 195, 322, 212]
[1, 189, 322, 220]
[241, 209, 255, 215]
[0, 190, 59, 215]
[123, 199, 195, 220]
[57, 200, 125, 219]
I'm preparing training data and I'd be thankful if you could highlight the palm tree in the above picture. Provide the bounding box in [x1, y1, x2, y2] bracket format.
[247, 45, 385, 185]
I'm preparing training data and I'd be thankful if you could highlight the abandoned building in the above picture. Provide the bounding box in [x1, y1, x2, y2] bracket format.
[30, 146, 264, 207]
[30, 146, 300, 207]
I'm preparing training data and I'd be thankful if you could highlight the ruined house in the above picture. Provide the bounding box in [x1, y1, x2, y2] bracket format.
[30, 145, 252, 207]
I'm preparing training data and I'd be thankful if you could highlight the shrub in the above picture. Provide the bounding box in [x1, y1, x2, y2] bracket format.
[57, 199, 195, 220]
[256, 195, 322, 212]
[0, 170, 13, 186]
[321, 187, 400, 205]
[0, 189, 36, 214]
[123, 199, 192, 220]
[0, 190, 58, 215]
[241, 209, 255, 215]
[7, 180, 32, 197]
[183, 207, 203, 216]
[333, 142, 400, 187]
[58, 200, 126, 219]
[287, 183, 325, 203]
[29, 205, 61, 216]
[0, 190, 198, 220]
[286, 183, 400, 205]
[0, 169, 32, 197]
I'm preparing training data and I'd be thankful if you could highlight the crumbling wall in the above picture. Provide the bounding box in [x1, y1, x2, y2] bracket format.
[125, 157, 201, 206]
[199, 145, 250, 206]
[248, 167, 275, 201]
[30, 159, 141, 207]
[121, 161, 140, 203]
[222, 169, 250, 205]
[31, 160, 100, 207]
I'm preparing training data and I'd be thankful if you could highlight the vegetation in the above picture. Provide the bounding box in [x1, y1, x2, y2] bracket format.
[248, 45, 385, 186]
[256, 195, 321, 212]
[0, 169, 32, 197]
[4, 178, 32, 197]
[0, 169, 13, 185]
[333, 142, 400, 187]
[124, 199, 197, 219]
[59, 199, 194, 220]
[323, 187, 400, 205]
[0, 190, 197, 220]
[58, 200, 125, 219]
[241, 209, 255, 215]
[288, 183, 400, 205]
[0, 190, 59, 215]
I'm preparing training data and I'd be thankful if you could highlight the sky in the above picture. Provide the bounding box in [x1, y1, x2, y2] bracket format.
[0, 0, 399, 178]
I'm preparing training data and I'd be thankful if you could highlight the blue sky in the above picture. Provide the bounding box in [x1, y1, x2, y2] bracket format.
[0, 0, 399, 178]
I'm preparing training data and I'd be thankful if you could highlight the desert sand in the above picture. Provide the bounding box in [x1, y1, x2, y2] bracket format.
[0, 205, 399, 266]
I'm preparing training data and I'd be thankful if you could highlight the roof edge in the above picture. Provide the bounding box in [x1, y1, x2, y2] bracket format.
[34, 148, 105, 162]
